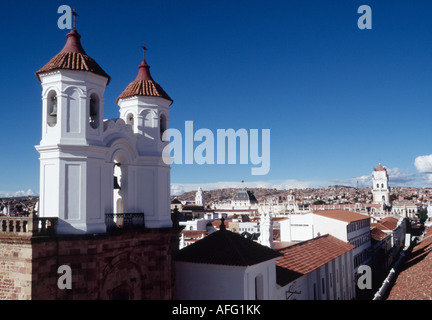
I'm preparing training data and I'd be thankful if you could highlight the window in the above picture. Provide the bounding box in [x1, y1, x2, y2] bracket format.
[127, 113, 134, 128]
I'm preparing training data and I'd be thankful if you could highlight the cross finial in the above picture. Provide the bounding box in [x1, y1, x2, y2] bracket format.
[72, 8, 79, 30]
[220, 217, 226, 231]
[142, 44, 148, 62]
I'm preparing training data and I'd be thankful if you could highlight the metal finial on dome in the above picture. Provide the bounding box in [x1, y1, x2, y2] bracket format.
[141, 44, 148, 62]
[72, 9, 79, 30]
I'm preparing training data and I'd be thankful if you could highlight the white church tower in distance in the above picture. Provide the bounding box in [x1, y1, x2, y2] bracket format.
[195, 187, 205, 207]
[372, 163, 390, 207]
[35, 28, 173, 234]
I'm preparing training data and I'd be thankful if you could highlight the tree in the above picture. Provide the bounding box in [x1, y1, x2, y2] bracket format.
[416, 209, 428, 224]
[312, 200, 326, 205]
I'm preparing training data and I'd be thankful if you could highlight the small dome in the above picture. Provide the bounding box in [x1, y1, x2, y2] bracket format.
[232, 189, 258, 204]
[116, 59, 172, 105]
[36, 29, 110, 84]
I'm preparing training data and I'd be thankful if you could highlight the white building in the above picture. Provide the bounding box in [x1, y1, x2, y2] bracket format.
[279, 214, 314, 242]
[372, 163, 390, 207]
[391, 201, 419, 218]
[179, 218, 214, 231]
[175, 227, 357, 300]
[238, 221, 260, 235]
[34, 29, 173, 234]
[175, 224, 282, 300]
[276, 235, 356, 300]
[280, 210, 371, 270]
[231, 189, 258, 209]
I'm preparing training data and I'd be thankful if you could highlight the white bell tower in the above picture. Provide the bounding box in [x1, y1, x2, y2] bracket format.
[116, 48, 173, 229]
[372, 163, 390, 207]
[195, 187, 205, 207]
[35, 29, 111, 234]
[259, 203, 274, 249]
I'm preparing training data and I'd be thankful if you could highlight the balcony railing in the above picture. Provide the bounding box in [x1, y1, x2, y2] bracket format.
[0, 215, 58, 236]
[105, 213, 145, 231]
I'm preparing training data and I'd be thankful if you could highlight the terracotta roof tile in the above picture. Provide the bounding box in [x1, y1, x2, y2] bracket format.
[276, 235, 354, 285]
[371, 223, 392, 231]
[312, 209, 371, 223]
[116, 61, 172, 104]
[379, 218, 398, 230]
[370, 227, 391, 242]
[36, 29, 110, 84]
[181, 230, 207, 239]
[375, 163, 386, 171]
[386, 235, 432, 300]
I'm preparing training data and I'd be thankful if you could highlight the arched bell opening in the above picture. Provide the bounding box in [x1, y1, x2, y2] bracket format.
[47, 90, 58, 127]
[159, 113, 167, 142]
[113, 158, 126, 215]
[89, 93, 100, 129]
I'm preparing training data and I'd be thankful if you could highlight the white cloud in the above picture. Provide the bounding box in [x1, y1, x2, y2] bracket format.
[415, 154, 432, 173]
[0, 189, 37, 198]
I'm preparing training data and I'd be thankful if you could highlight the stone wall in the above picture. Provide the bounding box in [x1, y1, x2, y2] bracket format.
[0, 236, 33, 300]
[0, 228, 179, 300]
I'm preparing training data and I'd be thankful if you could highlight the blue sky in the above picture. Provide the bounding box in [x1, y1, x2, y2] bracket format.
[1, 0, 432, 196]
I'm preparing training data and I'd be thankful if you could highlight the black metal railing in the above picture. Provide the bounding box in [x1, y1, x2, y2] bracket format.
[105, 213, 145, 231]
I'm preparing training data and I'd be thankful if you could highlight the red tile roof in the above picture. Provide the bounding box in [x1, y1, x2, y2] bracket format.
[312, 209, 371, 223]
[370, 227, 391, 242]
[181, 230, 207, 239]
[379, 217, 398, 230]
[36, 29, 110, 84]
[371, 223, 392, 231]
[375, 163, 386, 171]
[386, 235, 432, 300]
[116, 60, 172, 104]
[371, 217, 399, 231]
[211, 218, 232, 228]
[276, 235, 354, 285]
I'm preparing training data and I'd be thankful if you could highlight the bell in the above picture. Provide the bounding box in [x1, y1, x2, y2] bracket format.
[114, 176, 121, 190]
[50, 104, 57, 117]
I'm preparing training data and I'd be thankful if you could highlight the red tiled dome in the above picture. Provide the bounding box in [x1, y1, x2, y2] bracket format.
[116, 60, 172, 105]
[36, 29, 110, 84]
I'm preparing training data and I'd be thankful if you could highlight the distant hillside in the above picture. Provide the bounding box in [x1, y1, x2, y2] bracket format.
[173, 188, 300, 204]
[171, 186, 377, 205]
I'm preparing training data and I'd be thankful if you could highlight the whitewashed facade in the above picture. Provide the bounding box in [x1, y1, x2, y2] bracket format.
[35, 30, 173, 234]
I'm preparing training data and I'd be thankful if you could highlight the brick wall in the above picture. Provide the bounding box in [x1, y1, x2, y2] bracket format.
[0, 236, 33, 300]
[0, 228, 179, 300]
